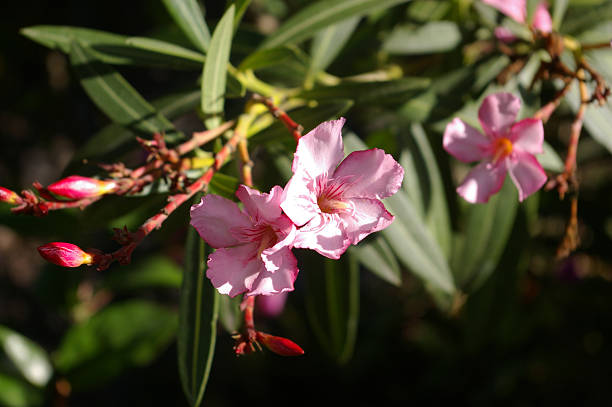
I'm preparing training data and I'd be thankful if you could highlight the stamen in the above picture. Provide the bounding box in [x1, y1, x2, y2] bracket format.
[492, 137, 513, 163]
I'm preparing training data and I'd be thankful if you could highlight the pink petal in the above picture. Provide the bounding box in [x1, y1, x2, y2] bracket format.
[190, 194, 252, 248]
[250, 247, 299, 296]
[456, 161, 507, 203]
[257, 292, 289, 318]
[443, 118, 491, 163]
[478, 93, 521, 138]
[482, 0, 526, 23]
[280, 173, 320, 227]
[332, 148, 404, 199]
[494, 27, 518, 43]
[506, 152, 547, 202]
[236, 185, 283, 224]
[292, 118, 346, 178]
[533, 2, 552, 33]
[206, 243, 262, 297]
[340, 198, 394, 245]
[294, 214, 349, 259]
[510, 118, 544, 155]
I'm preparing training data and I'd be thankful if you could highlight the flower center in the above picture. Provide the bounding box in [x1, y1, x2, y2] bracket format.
[257, 226, 278, 256]
[317, 194, 350, 214]
[492, 137, 513, 163]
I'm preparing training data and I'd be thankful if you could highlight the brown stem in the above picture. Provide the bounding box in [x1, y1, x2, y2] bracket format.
[533, 79, 573, 123]
[252, 94, 303, 142]
[556, 196, 580, 259]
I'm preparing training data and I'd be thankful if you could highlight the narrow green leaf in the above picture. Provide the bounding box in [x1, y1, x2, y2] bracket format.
[303, 252, 359, 364]
[162, 0, 211, 53]
[125, 37, 206, 63]
[552, 0, 569, 29]
[0, 374, 43, 407]
[260, 0, 410, 49]
[349, 236, 401, 286]
[21, 26, 204, 68]
[232, 0, 252, 30]
[218, 295, 242, 333]
[54, 301, 178, 391]
[451, 178, 519, 292]
[297, 78, 431, 105]
[178, 224, 219, 407]
[69, 41, 176, 135]
[383, 21, 461, 55]
[238, 46, 297, 71]
[540, 141, 564, 172]
[0, 327, 52, 387]
[202, 5, 235, 129]
[209, 172, 240, 200]
[308, 17, 360, 79]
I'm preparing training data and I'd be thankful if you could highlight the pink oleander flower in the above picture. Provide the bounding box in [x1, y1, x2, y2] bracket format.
[47, 175, 118, 200]
[280, 118, 404, 259]
[483, 0, 552, 33]
[443, 92, 547, 203]
[37, 242, 94, 267]
[190, 185, 298, 298]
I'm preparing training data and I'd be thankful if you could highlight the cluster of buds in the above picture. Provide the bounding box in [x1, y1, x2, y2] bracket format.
[233, 331, 304, 357]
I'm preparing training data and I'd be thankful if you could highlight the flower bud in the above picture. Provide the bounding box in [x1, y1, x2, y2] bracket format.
[257, 292, 288, 318]
[37, 242, 94, 268]
[0, 186, 21, 204]
[47, 176, 117, 200]
[256, 332, 304, 357]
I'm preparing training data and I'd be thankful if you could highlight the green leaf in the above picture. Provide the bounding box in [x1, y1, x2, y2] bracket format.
[69, 41, 176, 135]
[303, 253, 359, 364]
[0, 326, 52, 387]
[552, 0, 569, 29]
[540, 141, 564, 172]
[178, 224, 219, 407]
[218, 295, 242, 333]
[54, 300, 178, 391]
[104, 255, 183, 291]
[249, 100, 353, 146]
[202, 5, 235, 129]
[209, 172, 240, 200]
[307, 17, 360, 80]
[450, 178, 519, 292]
[383, 21, 461, 55]
[232, 0, 253, 30]
[21, 26, 204, 68]
[349, 236, 401, 286]
[297, 77, 430, 105]
[260, 0, 410, 49]
[162, 0, 211, 53]
[0, 374, 43, 407]
[238, 46, 298, 71]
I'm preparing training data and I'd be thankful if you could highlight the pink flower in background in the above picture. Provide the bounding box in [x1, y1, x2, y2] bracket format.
[443, 92, 547, 203]
[483, 0, 552, 33]
[190, 185, 298, 297]
[281, 118, 404, 259]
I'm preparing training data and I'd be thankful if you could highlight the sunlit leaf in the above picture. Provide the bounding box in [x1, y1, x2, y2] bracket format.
[307, 17, 360, 80]
[162, 0, 211, 53]
[0, 374, 43, 407]
[0, 326, 52, 387]
[383, 21, 461, 55]
[349, 236, 401, 286]
[202, 5, 235, 129]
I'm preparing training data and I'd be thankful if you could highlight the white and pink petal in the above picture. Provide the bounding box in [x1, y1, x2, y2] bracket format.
[478, 92, 521, 137]
[340, 198, 394, 245]
[443, 118, 492, 163]
[280, 173, 320, 227]
[206, 243, 261, 297]
[292, 118, 346, 178]
[506, 152, 547, 202]
[294, 214, 350, 259]
[456, 161, 507, 203]
[510, 118, 544, 155]
[190, 194, 252, 248]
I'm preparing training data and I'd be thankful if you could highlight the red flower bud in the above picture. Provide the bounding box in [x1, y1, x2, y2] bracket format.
[256, 332, 304, 357]
[47, 176, 117, 200]
[37, 242, 94, 268]
[0, 186, 21, 204]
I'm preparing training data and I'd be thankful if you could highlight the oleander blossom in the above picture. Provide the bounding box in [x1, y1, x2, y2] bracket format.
[443, 92, 547, 203]
[280, 118, 404, 259]
[190, 185, 298, 297]
[483, 0, 552, 34]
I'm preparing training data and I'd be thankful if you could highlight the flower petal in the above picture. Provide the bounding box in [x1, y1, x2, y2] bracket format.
[510, 118, 544, 155]
[506, 152, 547, 202]
[456, 161, 507, 203]
[340, 198, 394, 245]
[251, 247, 299, 296]
[494, 27, 518, 43]
[292, 118, 346, 178]
[332, 148, 404, 199]
[482, 0, 526, 23]
[533, 1, 552, 33]
[294, 214, 349, 259]
[443, 118, 491, 163]
[236, 185, 283, 224]
[190, 194, 252, 248]
[478, 92, 521, 137]
[280, 173, 320, 227]
[206, 243, 262, 297]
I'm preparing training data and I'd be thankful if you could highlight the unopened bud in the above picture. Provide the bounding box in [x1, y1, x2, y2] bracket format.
[256, 332, 304, 357]
[47, 176, 117, 200]
[257, 292, 288, 318]
[0, 186, 21, 204]
[37, 242, 94, 268]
